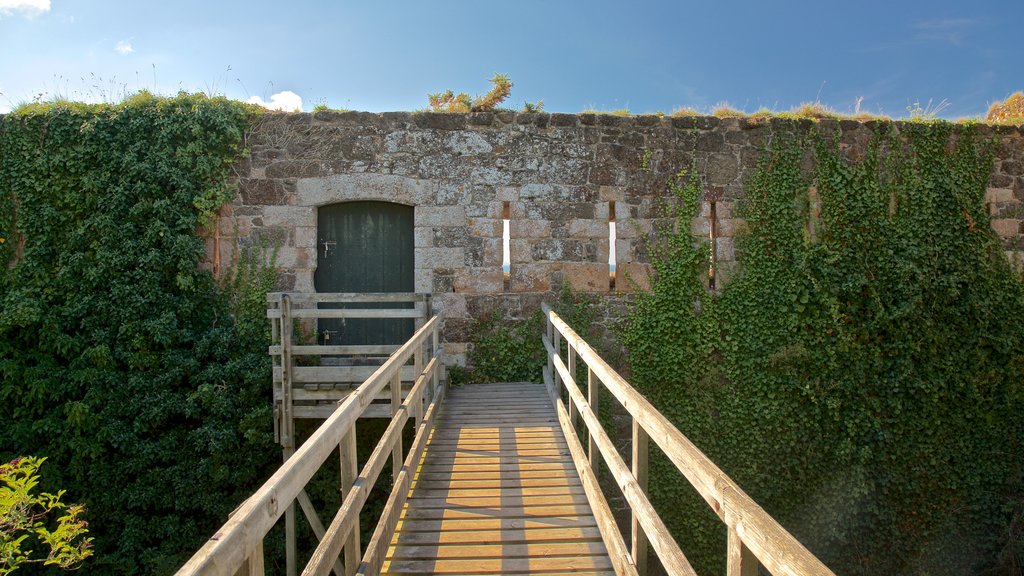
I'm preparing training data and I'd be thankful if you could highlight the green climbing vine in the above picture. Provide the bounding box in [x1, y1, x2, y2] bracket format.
[622, 122, 1024, 576]
[0, 93, 282, 575]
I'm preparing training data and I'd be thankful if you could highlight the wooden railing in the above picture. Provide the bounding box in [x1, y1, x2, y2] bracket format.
[175, 304, 444, 576]
[541, 303, 836, 576]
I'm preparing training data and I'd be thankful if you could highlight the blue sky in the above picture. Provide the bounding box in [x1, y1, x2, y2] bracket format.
[1, 0, 1021, 118]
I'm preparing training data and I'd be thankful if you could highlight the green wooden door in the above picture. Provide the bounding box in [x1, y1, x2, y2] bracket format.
[314, 202, 414, 346]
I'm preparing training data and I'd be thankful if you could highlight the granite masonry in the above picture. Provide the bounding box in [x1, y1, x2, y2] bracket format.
[207, 111, 1024, 365]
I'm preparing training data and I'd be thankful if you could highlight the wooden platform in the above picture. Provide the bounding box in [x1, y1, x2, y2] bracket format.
[381, 382, 613, 575]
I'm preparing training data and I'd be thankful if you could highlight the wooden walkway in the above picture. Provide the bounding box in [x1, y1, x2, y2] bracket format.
[381, 382, 613, 575]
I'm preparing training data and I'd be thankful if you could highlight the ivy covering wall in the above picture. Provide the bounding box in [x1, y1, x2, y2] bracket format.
[0, 93, 280, 574]
[622, 123, 1024, 575]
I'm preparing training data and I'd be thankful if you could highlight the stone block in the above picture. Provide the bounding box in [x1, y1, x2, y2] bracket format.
[563, 262, 610, 292]
[413, 112, 467, 130]
[274, 247, 314, 269]
[415, 206, 467, 227]
[482, 238, 504, 267]
[263, 206, 315, 228]
[415, 273, 432, 293]
[416, 247, 465, 269]
[510, 263, 554, 293]
[509, 239, 533, 264]
[614, 219, 651, 239]
[616, 263, 652, 292]
[294, 226, 317, 248]
[495, 186, 520, 201]
[432, 292, 467, 319]
[442, 342, 469, 366]
[414, 226, 434, 248]
[296, 173, 435, 206]
[240, 179, 290, 205]
[568, 219, 608, 238]
[718, 218, 746, 237]
[615, 239, 635, 263]
[599, 186, 626, 201]
[432, 268, 455, 293]
[992, 219, 1021, 238]
[453, 269, 504, 294]
[433, 226, 473, 248]
[986, 187, 1017, 204]
[716, 237, 736, 261]
[531, 239, 598, 262]
[691, 216, 711, 237]
[510, 219, 552, 238]
[265, 160, 323, 179]
[468, 218, 502, 238]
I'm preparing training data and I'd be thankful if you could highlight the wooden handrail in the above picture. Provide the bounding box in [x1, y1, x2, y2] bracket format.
[176, 313, 444, 576]
[541, 303, 835, 576]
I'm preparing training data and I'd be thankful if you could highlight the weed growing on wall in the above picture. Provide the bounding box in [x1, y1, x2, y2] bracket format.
[0, 93, 280, 575]
[622, 123, 1024, 575]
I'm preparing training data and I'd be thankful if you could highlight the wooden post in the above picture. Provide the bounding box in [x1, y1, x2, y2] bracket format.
[341, 429, 360, 576]
[727, 525, 758, 576]
[281, 294, 295, 450]
[632, 420, 649, 576]
[284, 450, 297, 576]
[587, 367, 599, 475]
[391, 372, 403, 482]
[230, 509, 265, 576]
[567, 345, 578, 430]
[413, 344, 423, 427]
[280, 295, 297, 576]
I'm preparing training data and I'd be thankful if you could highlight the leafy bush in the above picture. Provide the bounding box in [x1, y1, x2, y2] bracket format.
[0, 93, 280, 574]
[621, 123, 1024, 575]
[1, 457, 92, 574]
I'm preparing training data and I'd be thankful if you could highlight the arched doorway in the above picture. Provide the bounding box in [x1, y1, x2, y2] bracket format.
[314, 201, 414, 346]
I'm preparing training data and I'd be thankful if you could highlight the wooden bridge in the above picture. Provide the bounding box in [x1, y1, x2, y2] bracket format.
[176, 294, 836, 576]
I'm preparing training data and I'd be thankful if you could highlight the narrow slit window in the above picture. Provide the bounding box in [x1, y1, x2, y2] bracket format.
[609, 201, 616, 291]
[502, 201, 511, 290]
[709, 199, 717, 290]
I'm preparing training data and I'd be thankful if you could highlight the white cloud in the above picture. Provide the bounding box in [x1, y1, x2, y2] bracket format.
[115, 40, 133, 55]
[0, 0, 51, 17]
[248, 91, 303, 112]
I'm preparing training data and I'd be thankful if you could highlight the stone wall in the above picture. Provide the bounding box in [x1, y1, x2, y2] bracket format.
[210, 111, 1024, 365]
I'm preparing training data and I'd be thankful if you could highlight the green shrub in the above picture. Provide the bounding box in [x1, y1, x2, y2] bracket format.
[621, 123, 1024, 575]
[0, 93, 279, 574]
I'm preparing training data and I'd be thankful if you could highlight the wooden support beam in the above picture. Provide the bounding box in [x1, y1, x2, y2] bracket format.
[340, 430, 359, 576]
[632, 420, 649, 576]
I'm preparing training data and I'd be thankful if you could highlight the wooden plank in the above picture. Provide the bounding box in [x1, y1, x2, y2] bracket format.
[393, 516, 600, 533]
[406, 494, 591, 509]
[274, 365, 416, 384]
[389, 526, 603, 545]
[269, 344, 399, 356]
[267, 292, 429, 304]
[401, 505, 592, 520]
[293, 404, 395, 420]
[408, 486, 586, 498]
[410, 478, 582, 490]
[269, 308, 424, 319]
[381, 555, 613, 574]
[388, 541, 608, 559]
